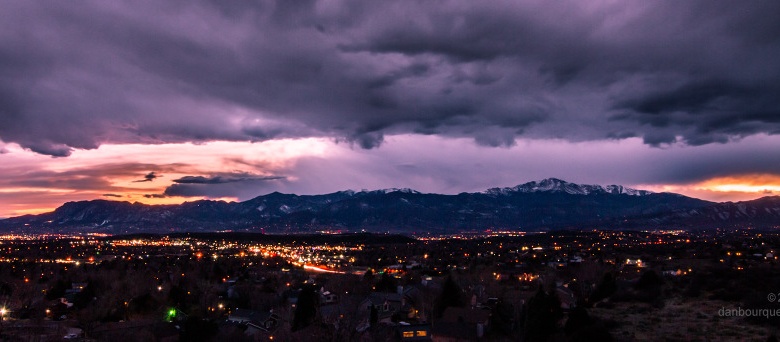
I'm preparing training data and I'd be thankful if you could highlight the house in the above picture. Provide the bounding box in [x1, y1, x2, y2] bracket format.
[439, 307, 490, 339]
[548, 258, 567, 269]
[227, 309, 280, 337]
[397, 323, 432, 341]
[227, 308, 260, 324]
[320, 288, 338, 304]
[246, 316, 280, 336]
[556, 285, 576, 310]
[319, 303, 342, 324]
[360, 292, 404, 322]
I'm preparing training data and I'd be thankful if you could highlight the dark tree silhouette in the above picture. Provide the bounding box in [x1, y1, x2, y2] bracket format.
[375, 272, 396, 292]
[0, 282, 12, 297]
[564, 306, 591, 335]
[434, 275, 464, 318]
[46, 279, 68, 300]
[635, 270, 664, 305]
[522, 287, 563, 342]
[180, 316, 218, 342]
[589, 273, 616, 304]
[168, 285, 187, 307]
[635, 270, 662, 290]
[292, 285, 319, 332]
[370, 305, 378, 327]
[73, 282, 96, 309]
[490, 299, 515, 335]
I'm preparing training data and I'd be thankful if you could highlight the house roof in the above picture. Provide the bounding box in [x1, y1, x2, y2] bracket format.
[229, 309, 257, 319]
[228, 309, 275, 323]
[365, 292, 402, 306]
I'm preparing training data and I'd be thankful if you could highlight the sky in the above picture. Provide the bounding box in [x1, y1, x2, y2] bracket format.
[1, 0, 779, 218]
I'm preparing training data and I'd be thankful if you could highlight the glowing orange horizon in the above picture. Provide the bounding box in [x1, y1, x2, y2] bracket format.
[697, 174, 780, 194]
[640, 174, 780, 203]
[0, 139, 330, 218]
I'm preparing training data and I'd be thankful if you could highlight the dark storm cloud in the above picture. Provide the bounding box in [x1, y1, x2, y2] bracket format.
[172, 173, 284, 185]
[164, 173, 284, 198]
[133, 172, 159, 183]
[0, 0, 779, 156]
[143, 194, 166, 199]
[615, 80, 780, 146]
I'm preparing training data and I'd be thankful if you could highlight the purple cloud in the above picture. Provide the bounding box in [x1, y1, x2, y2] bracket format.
[0, 1, 778, 156]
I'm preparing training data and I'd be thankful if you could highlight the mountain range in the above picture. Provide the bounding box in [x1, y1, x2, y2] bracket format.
[1, 178, 779, 234]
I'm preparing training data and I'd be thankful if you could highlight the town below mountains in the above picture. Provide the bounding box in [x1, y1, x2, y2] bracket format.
[2, 178, 779, 234]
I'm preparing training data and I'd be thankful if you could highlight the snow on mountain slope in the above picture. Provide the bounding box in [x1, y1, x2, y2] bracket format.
[485, 178, 653, 196]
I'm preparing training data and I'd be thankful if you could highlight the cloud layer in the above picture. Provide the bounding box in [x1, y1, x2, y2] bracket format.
[1, 1, 778, 156]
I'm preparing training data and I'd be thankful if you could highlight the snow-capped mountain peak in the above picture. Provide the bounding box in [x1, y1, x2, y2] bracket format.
[485, 178, 653, 196]
[360, 188, 421, 195]
[604, 185, 653, 196]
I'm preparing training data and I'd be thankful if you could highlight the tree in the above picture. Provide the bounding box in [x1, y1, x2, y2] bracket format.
[635, 270, 662, 290]
[168, 285, 187, 307]
[490, 299, 515, 335]
[363, 269, 374, 282]
[0, 282, 12, 298]
[434, 275, 464, 318]
[180, 316, 218, 342]
[375, 272, 396, 292]
[73, 282, 96, 309]
[522, 287, 563, 342]
[564, 306, 591, 335]
[46, 279, 68, 300]
[292, 285, 319, 332]
[589, 273, 616, 304]
[370, 305, 378, 327]
[635, 270, 663, 305]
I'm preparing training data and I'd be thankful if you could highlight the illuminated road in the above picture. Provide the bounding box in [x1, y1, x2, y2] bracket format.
[303, 264, 344, 274]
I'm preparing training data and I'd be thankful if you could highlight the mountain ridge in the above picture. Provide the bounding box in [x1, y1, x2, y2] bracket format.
[2, 178, 778, 234]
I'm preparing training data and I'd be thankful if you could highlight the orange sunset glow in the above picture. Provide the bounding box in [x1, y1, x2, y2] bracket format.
[640, 174, 780, 203]
[0, 138, 332, 217]
[698, 175, 780, 194]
